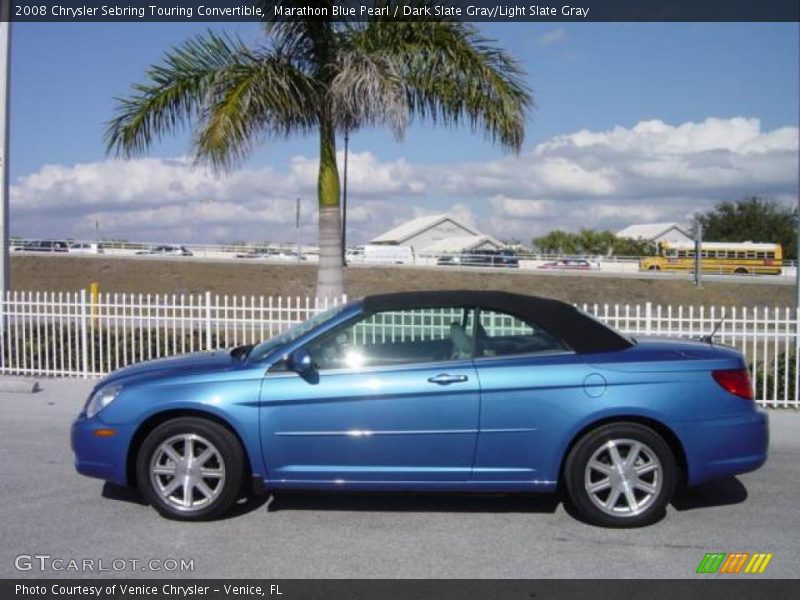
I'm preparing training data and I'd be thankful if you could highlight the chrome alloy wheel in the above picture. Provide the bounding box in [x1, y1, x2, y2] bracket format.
[149, 433, 226, 512]
[584, 438, 662, 517]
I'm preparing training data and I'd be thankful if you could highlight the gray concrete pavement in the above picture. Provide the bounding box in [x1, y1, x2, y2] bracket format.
[1, 378, 798, 579]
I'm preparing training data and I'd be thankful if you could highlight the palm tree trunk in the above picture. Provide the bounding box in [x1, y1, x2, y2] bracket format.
[315, 117, 344, 299]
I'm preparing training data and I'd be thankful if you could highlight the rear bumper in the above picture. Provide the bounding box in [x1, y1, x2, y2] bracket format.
[71, 415, 132, 486]
[675, 410, 768, 486]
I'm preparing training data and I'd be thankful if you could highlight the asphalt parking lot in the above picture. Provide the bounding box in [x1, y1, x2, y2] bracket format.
[1, 378, 798, 579]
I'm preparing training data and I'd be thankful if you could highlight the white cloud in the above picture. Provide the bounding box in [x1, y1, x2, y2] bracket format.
[538, 28, 567, 47]
[11, 117, 798, 245]
[488, 196, 553, 218]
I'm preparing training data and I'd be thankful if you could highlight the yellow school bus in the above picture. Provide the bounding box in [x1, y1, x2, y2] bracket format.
[640, 242, 783, 275]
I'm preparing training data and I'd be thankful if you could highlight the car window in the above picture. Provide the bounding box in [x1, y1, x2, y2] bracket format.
[475, 309, 569, 358]
[305, 307, 475, 371]
[251, 304, 349, 362]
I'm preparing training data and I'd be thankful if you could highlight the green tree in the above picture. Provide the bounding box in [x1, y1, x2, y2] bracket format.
[575, 228, 617, 255]
[105, 2, 531, 297]
[533, 228, 654, 256]
[611, 236, 655, 257]
[531, 230, 578, 255]
[696, 197, 798, 260]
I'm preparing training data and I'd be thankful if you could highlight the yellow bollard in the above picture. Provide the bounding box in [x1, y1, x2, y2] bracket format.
[90, 282, 99, 327]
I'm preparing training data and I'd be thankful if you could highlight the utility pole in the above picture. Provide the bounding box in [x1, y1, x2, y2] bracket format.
[341, 128, 349, 266]
[0, 5, 10, 295]
[693, 220, 703, 288]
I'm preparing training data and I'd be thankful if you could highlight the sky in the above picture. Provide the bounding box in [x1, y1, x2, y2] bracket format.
[8, 21, 800, 245]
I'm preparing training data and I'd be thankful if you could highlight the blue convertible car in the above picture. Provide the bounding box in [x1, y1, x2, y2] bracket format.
[72, 291, 767, 526]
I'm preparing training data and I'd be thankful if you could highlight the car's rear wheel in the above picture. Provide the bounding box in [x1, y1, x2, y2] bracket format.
[136, 417, 245, 520]
[564, 422, 677, 527]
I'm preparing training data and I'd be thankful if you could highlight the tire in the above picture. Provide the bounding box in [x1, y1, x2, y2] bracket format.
[136, 417, 245, 521]
[734, 268, 748, 275]
[648, 265, 661, 271]
[564, 422, 677, 527]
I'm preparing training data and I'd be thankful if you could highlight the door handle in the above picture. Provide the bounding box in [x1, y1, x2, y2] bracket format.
[427, 373, 468, 385]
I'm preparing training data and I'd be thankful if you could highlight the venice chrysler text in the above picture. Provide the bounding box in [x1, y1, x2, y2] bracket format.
[15, 584, 275, 597]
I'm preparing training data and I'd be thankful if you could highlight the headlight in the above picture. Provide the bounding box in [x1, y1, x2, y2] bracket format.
[85, 384, 122, 419]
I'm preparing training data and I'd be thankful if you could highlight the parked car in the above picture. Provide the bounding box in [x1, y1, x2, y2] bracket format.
[437, 249, 518, 268]
[538, 258, 599, 270]
[69, 242, 104, 255]
[344, 246, 365, 263]
[14, 240, 69, 253]
[235, 250, 266, 259]
[72, 290, 767, 526]
[235, 248, 305, 261]
[135, 245, 193, 256]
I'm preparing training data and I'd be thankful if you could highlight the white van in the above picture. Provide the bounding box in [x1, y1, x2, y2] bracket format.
[362, 244, 414, 265]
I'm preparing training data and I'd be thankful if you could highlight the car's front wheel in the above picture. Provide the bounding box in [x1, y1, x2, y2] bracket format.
[564, 422, 677, 527]
[136, 417, 245, 520]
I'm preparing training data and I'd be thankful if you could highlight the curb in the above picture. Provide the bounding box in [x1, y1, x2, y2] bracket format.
[0, 378, 40, 394]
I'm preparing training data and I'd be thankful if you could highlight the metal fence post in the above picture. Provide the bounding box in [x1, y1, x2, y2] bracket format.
[205, 291, 212, 350]
[80, 289, 89, 378]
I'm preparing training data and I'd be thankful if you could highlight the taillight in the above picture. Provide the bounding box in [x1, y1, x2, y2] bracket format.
[712, 369, 753, 400]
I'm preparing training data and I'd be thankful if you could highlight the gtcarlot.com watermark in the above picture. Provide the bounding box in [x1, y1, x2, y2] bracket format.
[14, 554, 194, 573]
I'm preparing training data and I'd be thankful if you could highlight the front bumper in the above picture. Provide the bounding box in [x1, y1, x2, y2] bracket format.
[71, 414, 133, 486]
[675, 409, 769, 486]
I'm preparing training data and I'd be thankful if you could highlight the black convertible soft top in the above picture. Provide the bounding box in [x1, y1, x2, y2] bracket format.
[362, 290, 632, 354]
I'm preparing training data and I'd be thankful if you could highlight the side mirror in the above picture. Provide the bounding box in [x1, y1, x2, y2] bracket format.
[287, 347, 316, 380]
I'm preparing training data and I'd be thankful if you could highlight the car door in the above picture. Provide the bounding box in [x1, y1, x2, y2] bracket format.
[260, 306, 480, 485]
[471, 308, 593, 486]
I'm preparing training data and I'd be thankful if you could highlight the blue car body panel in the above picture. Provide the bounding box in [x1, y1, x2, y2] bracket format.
[261, 360, 480, 483]
[72, 349, 268, 486]
[72, 297, 768, 496]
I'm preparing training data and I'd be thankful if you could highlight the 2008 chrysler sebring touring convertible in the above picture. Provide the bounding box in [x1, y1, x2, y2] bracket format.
[72, 291, 768, 527]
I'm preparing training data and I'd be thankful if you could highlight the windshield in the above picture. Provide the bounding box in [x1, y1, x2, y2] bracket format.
[248, 304, 349, 361]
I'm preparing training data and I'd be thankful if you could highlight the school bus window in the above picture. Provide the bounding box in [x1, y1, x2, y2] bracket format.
[755, 252, 765, 259]
[767, 252, 775, 259]
[746, 251, 755, 259]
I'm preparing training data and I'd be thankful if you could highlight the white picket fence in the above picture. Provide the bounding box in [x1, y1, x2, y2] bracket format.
[0, 291, 797, 408]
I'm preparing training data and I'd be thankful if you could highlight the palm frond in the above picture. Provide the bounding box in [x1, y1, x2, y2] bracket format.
[261, 1, 339, 73]
[105, 31, 249, 158]
[328, 49, 408, 136]
[347, 12, 532, 152]
[193, 48, 319, 170]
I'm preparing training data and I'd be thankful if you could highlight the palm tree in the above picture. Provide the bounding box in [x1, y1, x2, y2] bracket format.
[106, 2, 532, 298]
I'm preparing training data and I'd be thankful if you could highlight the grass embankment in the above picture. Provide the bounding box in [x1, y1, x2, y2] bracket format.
[11, 255, 793, 307]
